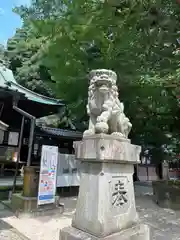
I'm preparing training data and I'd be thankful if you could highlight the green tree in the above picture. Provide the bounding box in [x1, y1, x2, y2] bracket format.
[6, 29, 55, 97]
[35, 1, 180, 131]
[5, 0, 63, 97]
[10, 0, 180, 158]
[0, 44, 9, 66]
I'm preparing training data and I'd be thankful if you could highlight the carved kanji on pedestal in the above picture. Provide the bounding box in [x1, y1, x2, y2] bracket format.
[112, 180, 128, 206]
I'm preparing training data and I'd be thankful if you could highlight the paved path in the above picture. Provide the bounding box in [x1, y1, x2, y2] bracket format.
[1, 184, 180, 239]
[0, 220, 28, 240]
[0, 203, 29, 240]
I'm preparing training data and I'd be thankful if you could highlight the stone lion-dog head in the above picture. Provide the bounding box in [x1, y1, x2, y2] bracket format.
[88, 69, 119, 102]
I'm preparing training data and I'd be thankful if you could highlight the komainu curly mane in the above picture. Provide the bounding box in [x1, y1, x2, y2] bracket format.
[84, 69, 132, 138]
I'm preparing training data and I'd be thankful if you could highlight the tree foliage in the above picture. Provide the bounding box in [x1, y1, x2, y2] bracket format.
[34, 1, 180, 145]
[3, 0, 180, 159]
[5, 9, 56, 97]
[0, 44, 9, 66]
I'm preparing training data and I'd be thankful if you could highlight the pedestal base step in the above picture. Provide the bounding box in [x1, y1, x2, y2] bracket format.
[60, 224, 150, 240]
[2, 193, 64, 218]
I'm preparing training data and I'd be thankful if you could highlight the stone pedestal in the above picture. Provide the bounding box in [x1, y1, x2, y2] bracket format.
[7, 193, 63, 217]
[60, 134, 150, 240]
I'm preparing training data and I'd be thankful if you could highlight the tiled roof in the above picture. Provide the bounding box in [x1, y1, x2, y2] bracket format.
[0, 65, 64, 106]
[0, 120, 8, 131]
[40, 126, 82, 139]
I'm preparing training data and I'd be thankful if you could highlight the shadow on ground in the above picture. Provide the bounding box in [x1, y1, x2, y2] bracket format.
[0, 219, 13, 231]
[57, 194, 180, 240]
[1, 185, 180, 240]
[36, 197, 77, 223]
[0, 219, 30, 240]
[0, 203, 14, 218]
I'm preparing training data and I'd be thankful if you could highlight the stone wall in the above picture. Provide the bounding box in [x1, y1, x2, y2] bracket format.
[137, 164, 158, 181]
[153, 180, 180, 210]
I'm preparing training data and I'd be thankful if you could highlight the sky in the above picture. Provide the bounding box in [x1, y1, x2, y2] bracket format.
[0, 0, 30, 46]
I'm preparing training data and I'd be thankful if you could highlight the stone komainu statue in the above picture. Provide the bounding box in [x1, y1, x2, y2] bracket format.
[83, 69, 132, 138]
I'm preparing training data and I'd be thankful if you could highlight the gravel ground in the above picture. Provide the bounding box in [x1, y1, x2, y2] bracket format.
[137, 196, 180, 240]
[1, 184, 180, 240]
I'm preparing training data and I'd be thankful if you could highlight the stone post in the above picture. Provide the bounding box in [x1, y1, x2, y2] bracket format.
[60, 69, 150, 240]
[162, 160, 169, 180]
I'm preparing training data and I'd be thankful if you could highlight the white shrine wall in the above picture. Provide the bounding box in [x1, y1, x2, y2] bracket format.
[56, 153, 80, 187]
